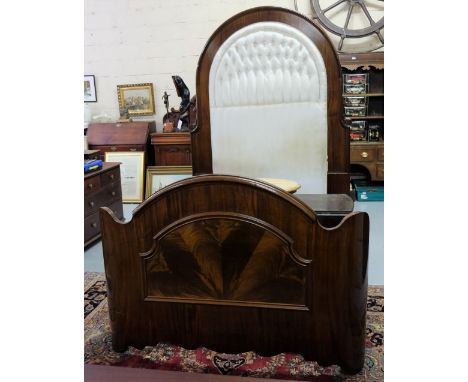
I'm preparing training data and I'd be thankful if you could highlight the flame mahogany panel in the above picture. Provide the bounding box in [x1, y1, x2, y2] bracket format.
[142, 214, 306, 307]
[100, 175, 369, 373]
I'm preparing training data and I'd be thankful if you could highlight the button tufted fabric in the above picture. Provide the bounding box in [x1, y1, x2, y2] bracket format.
[209, 22, 328, 194]
[209, 22, 326, 107]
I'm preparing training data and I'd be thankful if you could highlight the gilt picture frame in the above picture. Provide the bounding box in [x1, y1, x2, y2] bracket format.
[145, 166, 192, 199]
[104, 151, 145, 203]
[117, 83, 155, 116]
[84, 75, 97, 102]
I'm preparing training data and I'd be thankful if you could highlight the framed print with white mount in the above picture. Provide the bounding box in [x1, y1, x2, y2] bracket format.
[84, 75, 97, 102]
[104, 151, 145, 203]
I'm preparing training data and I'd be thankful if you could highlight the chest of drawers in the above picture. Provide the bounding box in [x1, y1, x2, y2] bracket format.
[151, 132, 192, 166]
[350, 142, 384, 181]
[84, 162, 124, 247]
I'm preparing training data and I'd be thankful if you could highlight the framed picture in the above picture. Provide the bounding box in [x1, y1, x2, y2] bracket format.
[84, 75, 97, 102]
[145, 166, 192, 198]
[117, 83, 155, 116]
[104, 151, 145, 203]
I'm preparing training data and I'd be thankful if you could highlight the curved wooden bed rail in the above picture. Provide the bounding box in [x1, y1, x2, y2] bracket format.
[99, 175, 369, 373]
[192, 6, 350, 194]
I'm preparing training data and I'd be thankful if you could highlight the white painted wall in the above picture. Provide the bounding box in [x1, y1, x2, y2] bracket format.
[84, 0, 383, 130]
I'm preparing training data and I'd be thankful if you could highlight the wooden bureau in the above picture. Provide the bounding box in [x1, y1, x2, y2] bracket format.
[87, 121, 156, 165]
[151, 132, 192, 166]
[84, 162, 124, 247]
[350, 142, 384, 181]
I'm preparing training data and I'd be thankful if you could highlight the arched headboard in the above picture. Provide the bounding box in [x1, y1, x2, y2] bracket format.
[192, 7, 349, 194]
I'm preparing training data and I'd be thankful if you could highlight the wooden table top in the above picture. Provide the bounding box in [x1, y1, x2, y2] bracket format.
[295, 194, 354, 215]
[255, 178, 353, 215]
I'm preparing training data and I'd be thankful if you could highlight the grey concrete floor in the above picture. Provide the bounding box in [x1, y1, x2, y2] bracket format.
[85, 201, 384, 285]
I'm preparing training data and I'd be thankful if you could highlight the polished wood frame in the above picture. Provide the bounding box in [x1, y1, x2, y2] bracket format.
[117, 83, 155, 116]
[191, 6, 350, 194]
[145, 165, 192, 198]
[100, 174, 369, 373]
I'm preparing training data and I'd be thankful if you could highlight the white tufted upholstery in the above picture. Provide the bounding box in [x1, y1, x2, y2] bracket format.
[209, 22, 328, 194]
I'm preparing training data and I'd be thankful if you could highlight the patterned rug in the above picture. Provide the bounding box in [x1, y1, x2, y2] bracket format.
[85, 272, 383, 381]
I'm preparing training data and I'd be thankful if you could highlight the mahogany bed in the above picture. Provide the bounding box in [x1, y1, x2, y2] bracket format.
[99, 7, 369, 374]
[100, 175, 369, 373]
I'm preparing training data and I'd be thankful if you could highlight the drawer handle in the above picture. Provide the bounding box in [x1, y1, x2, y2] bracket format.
[111, 146, 117, 151]
[361, 152, 368, 158]
[129, 148, 137, 152]
[110, 174, 115, 179]
[89, 201, 95, 207]
[111, 191, 116, 196]
[88, 183, 94, 189]
[91, 222, 97, 228]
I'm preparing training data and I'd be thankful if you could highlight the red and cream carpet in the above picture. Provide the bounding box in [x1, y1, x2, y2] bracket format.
[84, 272, 383, 381]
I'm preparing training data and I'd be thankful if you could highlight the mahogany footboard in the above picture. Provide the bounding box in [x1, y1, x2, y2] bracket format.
[99, 175, 369, 373]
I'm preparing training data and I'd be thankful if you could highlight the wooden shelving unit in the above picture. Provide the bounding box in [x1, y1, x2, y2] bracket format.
[340, 52, 384, 182]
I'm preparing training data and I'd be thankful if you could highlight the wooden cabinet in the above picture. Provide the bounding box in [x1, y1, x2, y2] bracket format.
[84, 149, 101, 160]
[350, 142, 384, 181]
[151, 132, 192, 166]
[340, 52, 384, 182]
[86, 121, 156, 165]
[84, 162, 124, 247]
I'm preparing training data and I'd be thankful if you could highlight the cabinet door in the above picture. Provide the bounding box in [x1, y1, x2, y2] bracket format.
[156, 145, 192, 166]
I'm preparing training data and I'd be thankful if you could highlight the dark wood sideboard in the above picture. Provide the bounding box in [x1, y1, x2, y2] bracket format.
[340, 52, 384, 182]
[350, 142, 384, 181]
[86, 121, 156, 165]
[151, 132, 192, 166]
[84, 162, 124, 247]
